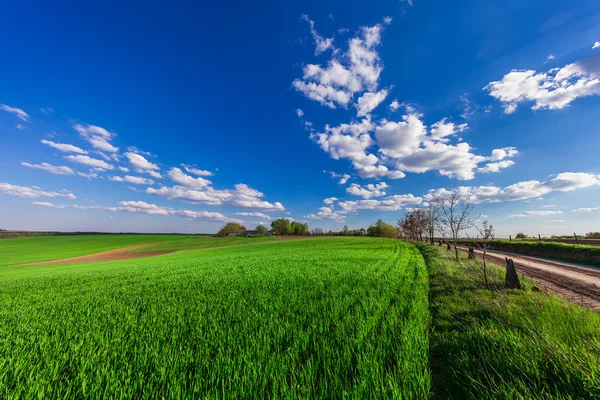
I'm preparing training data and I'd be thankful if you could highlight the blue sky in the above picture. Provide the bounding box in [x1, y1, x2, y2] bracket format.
[1, 0, 600, 236]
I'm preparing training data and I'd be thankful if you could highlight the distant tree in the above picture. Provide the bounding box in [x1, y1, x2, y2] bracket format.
[379, 223, 399, 238]
[311, 228, 325, 236]
[585, 232, 600, 239]
[290, 221, 310, 236]
[367, 225, 378, 237]
[516, 232, 527, 239]
[218, 222, 247, 237]
[255, 225, 267, 235]
[271, 218, 292, 235]
[343, 225, 350, 236]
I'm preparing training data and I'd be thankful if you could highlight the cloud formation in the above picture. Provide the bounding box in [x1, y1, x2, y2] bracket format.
[0, 182, 76, 199]
[0, 104, 29, 121]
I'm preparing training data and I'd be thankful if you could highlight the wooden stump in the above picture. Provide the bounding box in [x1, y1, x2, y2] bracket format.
[505, 258, 521, 289]
[468, 247, 475, 260]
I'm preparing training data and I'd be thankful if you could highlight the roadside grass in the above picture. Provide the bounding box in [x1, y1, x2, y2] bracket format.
[0, 237, 431, 398]
[0, 234, 184, 266]
[418, 244, 600, 399]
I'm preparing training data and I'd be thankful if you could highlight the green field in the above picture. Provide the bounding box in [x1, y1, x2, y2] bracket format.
[1, 235, 599, 398]
[0, 237, 430, 398]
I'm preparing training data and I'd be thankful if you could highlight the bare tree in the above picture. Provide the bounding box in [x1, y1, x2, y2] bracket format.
[474, 220, 494, 288]
[440, 182, 478, 261]
[424, 195, 443, 245]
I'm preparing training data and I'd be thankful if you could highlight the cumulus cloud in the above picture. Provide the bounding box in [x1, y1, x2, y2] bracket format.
[425, 172, 600, 204]
[593, 42, 600, 49]
[323, 197, 338, 204]
[328, 171, 351, 184]
[182, 165, 213, 177]
[477, 160, 515, 173]
[338, 194, 422, 212]
[572, 206, 600, 212]
[147, 183, 285, 211]
[31, 201, 66, 209]
[509, 210, 563, 217]
[65, 155, 113, 170]
[429, 118, 468, 142]
[0, 183, 76, 199]
[168, 168, 211, 189]
[388, 99, 400, 111]
[73, 123, 118, 153]
[301, 14, 335, 55]
[305, 206, 346, 222]
[485, 51, 600, 113]
[41, 140, 87, 154]
[356, 89, 388, 116]
[109, 175, 154, 185]
[346, 182, 388, 198]
[234, 212, 271, 219]
[293, 21, 386, 108]
[0, 104, 29, 121]
[21, 162, 75, 176]
[313, 111, 517, 180]
[124, 152, 159, 172]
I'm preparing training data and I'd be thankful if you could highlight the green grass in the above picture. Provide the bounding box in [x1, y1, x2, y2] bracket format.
[419, 244, 600, 399]
[0, 234, 185, 266]
[0, 237, 431, 398]
[130, 235, 275, 252]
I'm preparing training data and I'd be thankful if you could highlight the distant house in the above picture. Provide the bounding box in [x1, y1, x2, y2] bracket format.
[228, 230, 273, 237]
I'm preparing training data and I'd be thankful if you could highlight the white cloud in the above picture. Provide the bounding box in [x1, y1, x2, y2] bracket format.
[234, 212, 271, 219]
[182, 165, 213, 177]
[389, 100, 400, 111]
[40, 108, 54, 114]
[147, 171, 162, 179]
[375, 113, 428, 158]
[41, 140, 87, 154]
[16, 124, 26, 130]
[429, 118, 468, 142]
[293, 22, 385, 109]
[346, 182, 388, 198]
[547, 54, 556, 61]
[118, 201, 169, 215]
[21, 162, 75, 176]
[593, 42, 600, 49]
[485, 51, 600, 113]
[540, 204, 556, 208]
[509, 210, 563, 217]
[572, 206, 600, 212]
[147, 183, 285, 211]
[305, 206, 346, 222]
[329, 171, 351, 184]
[0, 183, 76, 199]
[356, 89, 388, 116]
[109, 175, 154, 185]
[383, 16, 393, 24]
[323, 197, 338, 204]
[73, 123, 118, 153]
[118, 166, 130, 172]
[0, 104, 29, 121]
[168, 168, 211, 189]
[477, 160, 515, 173]
[65, 155, 113, 170]
[426, 172, 600, 204]
[32, 201, 66, 209]
[124, 152, 159, 171]
[338, 194, 422, 212]
[296, 109, 304, 118]
[301, 14, 335, 55]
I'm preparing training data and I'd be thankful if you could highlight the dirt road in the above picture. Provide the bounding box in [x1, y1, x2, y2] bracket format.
[462, 246, 600, 312]
[20, 243, 175, 265]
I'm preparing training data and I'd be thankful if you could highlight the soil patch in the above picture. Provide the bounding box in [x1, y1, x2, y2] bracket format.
[19, 243, 176, 265]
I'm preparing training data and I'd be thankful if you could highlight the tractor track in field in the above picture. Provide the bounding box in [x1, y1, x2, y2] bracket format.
[456, 246, 600, 312]
[17, 243, 175, 265]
